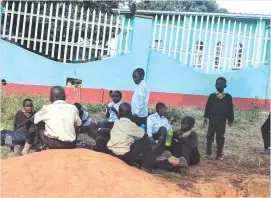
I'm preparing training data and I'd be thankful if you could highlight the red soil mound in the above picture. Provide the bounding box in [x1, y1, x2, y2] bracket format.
[1, 149, 190, 197]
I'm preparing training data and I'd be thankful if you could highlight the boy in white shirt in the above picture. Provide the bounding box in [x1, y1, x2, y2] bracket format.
[99, 91, 122, 129]
[131, 68, 149, 127]
[147, 103, 174, 157]
[22, 86, 82, 155]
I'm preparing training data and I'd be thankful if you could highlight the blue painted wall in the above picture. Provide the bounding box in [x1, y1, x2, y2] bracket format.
[1, 15, 270, 101]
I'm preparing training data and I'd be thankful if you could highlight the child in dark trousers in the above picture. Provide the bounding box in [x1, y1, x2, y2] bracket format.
[2, 98, 36, 154]
[260, 113, 270, 155]
[203, 77, 234, 160]
[158, 116, 200, 175]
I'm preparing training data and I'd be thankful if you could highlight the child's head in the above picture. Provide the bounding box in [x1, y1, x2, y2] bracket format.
[23, 98, 33, 113]
[215, 77, 227, 93]
[181, 115, 195, 132]
[132, 68, 145, 85]
[109, 90, 114, 98]
[156, 102, 167, 117]
[111, 91, 122, 103]
[74, 103, 83, 119]
[50, 86, 66, 103]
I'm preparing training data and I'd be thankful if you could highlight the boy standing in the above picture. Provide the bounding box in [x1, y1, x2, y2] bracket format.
[131, 68, 149, 127]
[260, 113, 270, 155]
[203, 77, 234, 160]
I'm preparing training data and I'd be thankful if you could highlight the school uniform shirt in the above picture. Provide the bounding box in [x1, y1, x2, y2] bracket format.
[34, 100, 82, 142]
[106, 101, 122, 122]
[147, 112, 172, 137]
[107, 117, 145, 155]
[131, 80, 149, 117]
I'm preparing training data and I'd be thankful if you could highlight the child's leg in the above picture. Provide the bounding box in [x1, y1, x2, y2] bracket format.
[206, 121, 217, 156]
[215, 121, 226, 158]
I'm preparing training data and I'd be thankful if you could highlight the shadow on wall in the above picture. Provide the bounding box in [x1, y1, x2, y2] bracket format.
[147, 51, 270, 100]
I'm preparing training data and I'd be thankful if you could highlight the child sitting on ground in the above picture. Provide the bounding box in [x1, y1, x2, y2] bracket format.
[99, 90, 122, 129]
[158, 115, 200, 175]
[1, 98, 36, 154]
[74, 103, 93, 133]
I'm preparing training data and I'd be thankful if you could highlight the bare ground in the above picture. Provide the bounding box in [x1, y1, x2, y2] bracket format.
[1, 110, 270, 196]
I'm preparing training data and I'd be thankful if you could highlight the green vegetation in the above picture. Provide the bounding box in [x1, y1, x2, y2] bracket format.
[1, 91, 262, 131]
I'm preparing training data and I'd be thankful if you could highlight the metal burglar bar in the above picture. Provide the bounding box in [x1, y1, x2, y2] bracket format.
[151, 14, 270, 73]
[1, 1, 133, 63]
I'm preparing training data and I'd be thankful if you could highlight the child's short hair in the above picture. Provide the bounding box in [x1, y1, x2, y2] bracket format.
[133, 68, 145, 77]
[73, 103, 82, 111]
[216, 77, 227, 84]
[23, 98, 33, 106]
[156, 102, 166, 112]
[182, 115, 195, 125]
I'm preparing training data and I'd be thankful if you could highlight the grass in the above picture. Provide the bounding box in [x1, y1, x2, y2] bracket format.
[0, 91, 270, 196]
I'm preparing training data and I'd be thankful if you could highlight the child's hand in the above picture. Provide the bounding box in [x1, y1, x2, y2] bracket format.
[228, 122, 233, 127]
[202, 118, 208, 128]
[169, 116, 175, 124]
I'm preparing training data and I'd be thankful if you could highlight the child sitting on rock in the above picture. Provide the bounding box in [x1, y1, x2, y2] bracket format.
[158, 115, 200, 175]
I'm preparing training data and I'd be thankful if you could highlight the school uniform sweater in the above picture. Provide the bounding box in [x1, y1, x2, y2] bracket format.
[204, 93, 234, 123]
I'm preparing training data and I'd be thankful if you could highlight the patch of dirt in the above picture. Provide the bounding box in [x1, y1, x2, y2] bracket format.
[2, 149, 270, 197]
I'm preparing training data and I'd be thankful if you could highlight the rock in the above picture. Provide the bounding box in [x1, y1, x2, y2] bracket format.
[1, 149, 190, 197]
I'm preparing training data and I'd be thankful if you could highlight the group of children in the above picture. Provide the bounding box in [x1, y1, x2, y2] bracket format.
[1, 68, 270, 174]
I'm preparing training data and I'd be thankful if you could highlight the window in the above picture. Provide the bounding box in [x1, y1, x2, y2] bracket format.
[232, 43, 243, 69]
[194, 41, 204, 67]
[215, 42, 223, 69]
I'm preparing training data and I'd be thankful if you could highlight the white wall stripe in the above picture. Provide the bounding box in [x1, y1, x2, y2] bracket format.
[76, 6, 84, 61]
[168, 15, 175, 57]
[8, 2, 15, 40]
[190, 15, 198, 67]
[173, 15, 181, 59]
[157, 14, 163, 51]
[179, 15, 187, 63]
[70, 5, 78, 61]
[212, 17, 220, 71]
[202, 15, 209, 70]
[51, 3, 59, 58]
[57, 3, 66, 60]
[14, 2, 21, 42]
[206, 16, 215, 73]
[33, 2, 40, 51]
[20, 2, 28, 45]
[152, 15, 157, 49]
[228, 21, 236, 70]
[162, 15, 169, 54]
[185, 16, 192, 65]
[82, 8, 90, 60]
[63, 4, 72, 63]
[45, 3, 53, 55]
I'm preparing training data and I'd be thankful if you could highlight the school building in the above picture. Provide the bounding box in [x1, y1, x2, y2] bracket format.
[1, 2, 270, 109]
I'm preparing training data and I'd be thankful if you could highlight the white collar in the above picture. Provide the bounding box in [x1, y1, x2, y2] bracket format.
[52, 100, 66, 104]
